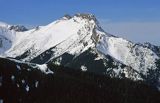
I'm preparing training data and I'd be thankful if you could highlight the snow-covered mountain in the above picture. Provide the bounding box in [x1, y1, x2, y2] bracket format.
[0, 22, 28, 54]
[0, 13, 160, 88]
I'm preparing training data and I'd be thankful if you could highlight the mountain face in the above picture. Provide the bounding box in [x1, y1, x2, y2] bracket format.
[0, 13, 160, 89]
[0, 22, 28, 54]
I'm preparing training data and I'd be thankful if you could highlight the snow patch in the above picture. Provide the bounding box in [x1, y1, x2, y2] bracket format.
[81, 65, 87, 72]
[17, 84, 20, 87]
[37, 64, 54, 74]
[22, 79, 25, 84]
[16, 65, 21, 70]
[94, 53, 103, 61]
[11, 75, 15, 81]
[35, 81, 39, 88]
[26, 85, 30, 92]
[0, 99, 3, 103]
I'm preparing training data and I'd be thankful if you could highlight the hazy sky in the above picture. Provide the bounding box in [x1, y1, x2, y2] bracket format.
[0, 0, 160, 45]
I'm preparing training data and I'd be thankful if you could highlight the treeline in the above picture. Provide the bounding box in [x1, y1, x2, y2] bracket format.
[0, 58, 160, 103]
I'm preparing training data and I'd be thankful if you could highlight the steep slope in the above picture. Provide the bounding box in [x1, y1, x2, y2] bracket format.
[5, 15, 97, 60]
[97, 36, 159, 75]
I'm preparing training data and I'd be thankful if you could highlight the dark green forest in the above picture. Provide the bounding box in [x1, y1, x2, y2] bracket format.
[0, 58, 160, 103]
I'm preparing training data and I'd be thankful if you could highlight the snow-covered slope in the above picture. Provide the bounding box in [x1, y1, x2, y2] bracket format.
[0, 22, 16, 54]
[97, 36, 159, 75]
[3, 15, 98, 60]
[0, 14, 160, 88]
[0, 21, 9, 28]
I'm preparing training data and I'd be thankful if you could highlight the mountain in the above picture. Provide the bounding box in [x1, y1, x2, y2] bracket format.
[0, 22, 28, 54]
[0, 13, 160, 89]
[0, 57, 160, 103]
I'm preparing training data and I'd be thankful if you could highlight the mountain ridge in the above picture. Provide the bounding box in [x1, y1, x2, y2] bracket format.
[0, 13, 160, 89]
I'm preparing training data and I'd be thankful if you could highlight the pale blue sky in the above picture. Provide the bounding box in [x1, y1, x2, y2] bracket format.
[0, 0, 160, 45]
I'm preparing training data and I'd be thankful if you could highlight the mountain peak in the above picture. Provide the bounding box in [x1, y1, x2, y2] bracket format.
[74, 13, 97, 21]
[61, 13, 97, 22]
[63, 14, 72, 20]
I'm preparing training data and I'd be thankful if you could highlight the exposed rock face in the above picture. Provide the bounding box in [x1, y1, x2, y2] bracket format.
[9, 25, 28, 32]
[63, 14, 72, 19]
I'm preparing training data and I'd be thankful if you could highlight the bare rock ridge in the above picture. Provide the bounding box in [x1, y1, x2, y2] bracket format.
[9, 25, 28, 32]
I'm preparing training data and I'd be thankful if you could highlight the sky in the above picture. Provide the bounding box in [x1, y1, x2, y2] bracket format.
[0, 0, 160, 45]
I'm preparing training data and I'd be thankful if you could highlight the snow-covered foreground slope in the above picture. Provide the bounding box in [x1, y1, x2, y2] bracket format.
[0, 13, 160, 89]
